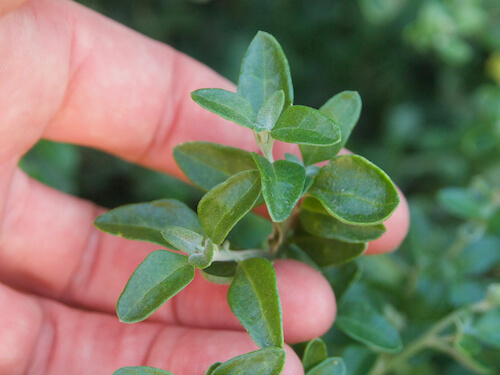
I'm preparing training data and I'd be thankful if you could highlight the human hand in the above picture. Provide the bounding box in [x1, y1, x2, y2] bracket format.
[0, 0, 410, 374]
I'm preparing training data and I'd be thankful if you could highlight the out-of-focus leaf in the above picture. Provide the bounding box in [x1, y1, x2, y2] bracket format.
[302, 338, 328, 372]
[113, 366, 173, 375]
[306, 358, 346, 375]
[212, 348, 286, 375]
[293, 237, 367, 267]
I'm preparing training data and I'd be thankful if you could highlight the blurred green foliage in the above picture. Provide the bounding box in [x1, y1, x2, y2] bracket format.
[20, 0, 500, 373]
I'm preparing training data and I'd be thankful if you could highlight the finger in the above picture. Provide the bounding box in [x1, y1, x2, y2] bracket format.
[0, 283, 304, 375]
[0, 171, 335, 343]
[0, 0, 27, 16]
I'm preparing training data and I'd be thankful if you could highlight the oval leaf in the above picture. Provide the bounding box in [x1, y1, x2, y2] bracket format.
[300, 91, 362, 165]
[256, 90, 286, 132]
[174, 142, 256, 191]
[113, 367, 173, 375]
[307, 358, 346, 375]
[308, 155, 399, 225]
[201, 261, 238, 285]
[238, 31, 293, 113]
[228, 258, 283, 348]
[198, 170, 262, 245]
[94, 199, 203, 247]
[271, 106, 341, 145]
[302, 338, 328, 372]
[191, 89, 256, 130]
[335, 301, 403, 353]
[293, 237, 367, 267]
[206, 363, 223, 375]
[212, 348, 286, 375]
[300, 197, 386, 243]
[117, 250, 195, 323]
[253, 153, 306, 222]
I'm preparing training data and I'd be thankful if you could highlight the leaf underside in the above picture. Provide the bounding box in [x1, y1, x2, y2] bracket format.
[212, 348, 286, 375]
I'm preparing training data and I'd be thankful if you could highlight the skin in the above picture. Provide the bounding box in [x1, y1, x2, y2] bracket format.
[0, 0, 410, 374]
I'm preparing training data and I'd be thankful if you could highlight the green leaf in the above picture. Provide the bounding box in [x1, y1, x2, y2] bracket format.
[293, 237, 367, 267]
[227, 258, 283, 348]
[256, 90, 286, 131]
[206, 363, 223, 375]
[113, 367, 173, 375]
[191, 89, 256, 130]
[322, 262, 363, 301]
[335, 301, 403, 353]
[302, 338, 328, 372]
[271, 106, 341, 146]
[173, 142, 256, 191]
[253, 153, 306, 222]
[300, 91, 362, 165]
[238, 31, 293, 113]
[304, 165, 320, 194]
[117, 250, 195, 323]
[306, 358, 346, 375]
[300, 197, 386, 242]
[212, 348, 286, 375]
[94, 199, 203, 247]
[283, 244, 321, 271]
[188, 239, 214, 269]
[198, 170, 262, 245]
[201, 261, 238, 285]
[226, 212, 272, 249]
[473, 307, 500, 348]
[438, 187, 493, 220]
[308, 155, 399, 225]
[284, 153, 303, 165]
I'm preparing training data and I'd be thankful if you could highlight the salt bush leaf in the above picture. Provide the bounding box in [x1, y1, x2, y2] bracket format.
[198, 170, 262, 245]
[256, 90, 285, 131]
[94, 199, 203, 247]
[113, 366, 173, 375]
[212, 348, 286, 375]
[284, 153, 303, 165]
[438, 187, 492, 220]
[302, 338, 328, 372]
[322, 262, 363, 301]
[309, 155, 399, 225]
[293, 237, 367, 267]
[227, 212, 272, 250]
[271, 106, 341, 145]
[336, 301, 403, 353]
[283, 244, 320, 271]
[253, 153, 306, 222]
[300, 197, 386, 242]
[206, 363, 223, 375]
[201, 261, 238, 285]
[238, 31, 293, 113]
[117, 251, 195, 323]
[306, 358, 347, 375]
[473, 307, 500, 348]
[174, 142, 256, 191]
[300, 91, 362, 165]
[228, 258, 283, 348]
[191, 89, 256, 130]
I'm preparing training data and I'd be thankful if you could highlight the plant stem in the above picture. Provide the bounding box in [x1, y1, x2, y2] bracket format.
[254, 130, 274, 162]
[213, 248, 271, 262]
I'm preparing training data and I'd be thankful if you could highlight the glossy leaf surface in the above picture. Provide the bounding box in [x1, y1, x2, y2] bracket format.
[271, 106, 341, 145]
[191, 88, 256, 130]
[94, 199, 202, 247]
[238, 31, 293, 113]
[294, 237, 367, 267]
[173, 142, 256, 191]
[212, 348, 286, 375]
[336, 301, 403, 353]
[253, 153, 306, 222]
[302, 338, 328, 372]
[228, 258, 283, 348]
[306, 358, 346, 375]
[309, 155, 399, 225]
[117, 251, 195, 323]
[300, 197, 386, 243]
[113, 367, 173, 375]
[198, 170, 262, 245]
[256, 90, 285, 131]
[300, 91, 362, 165]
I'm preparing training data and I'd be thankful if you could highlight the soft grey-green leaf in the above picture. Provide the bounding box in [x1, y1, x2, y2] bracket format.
[191, 89, 256, 130]
[94, 199, 203, 247]
[198, 170, 262, 245]
[336, 301, 403, 353]
[173, 142, 256, 191]
[113, 367, 173, 375]
[322, 262, 363, 301]
[256, 90, 285, 131]
[228, 258, 283, 348]
[309, 155, 399, 225]
[253, 153, 306, 222]
[117, 251, 195, 323]
[238, 31, 293, 113]
[160, 226, 205, 255]
[302, 338, 328, 372]
[306, 358, 346, 375]
[206, 363, 223, 375]
[293, 237, 367, 267]
[271, 106, 341, 145]
[188, 238, 214, 269]
[300, 197, 386, 242]
[300, 91, 362, 165]
[201, 261, 238, 285]
[212, 348, 286, 375]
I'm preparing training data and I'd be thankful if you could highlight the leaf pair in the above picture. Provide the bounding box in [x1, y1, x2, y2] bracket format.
[302, 338, 346, 375]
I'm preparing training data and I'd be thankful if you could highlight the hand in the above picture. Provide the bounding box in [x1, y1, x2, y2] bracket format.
[0, 1, 410, 374]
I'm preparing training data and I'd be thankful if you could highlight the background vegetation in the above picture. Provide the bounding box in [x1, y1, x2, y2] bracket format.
[21, 0, 500, 374]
